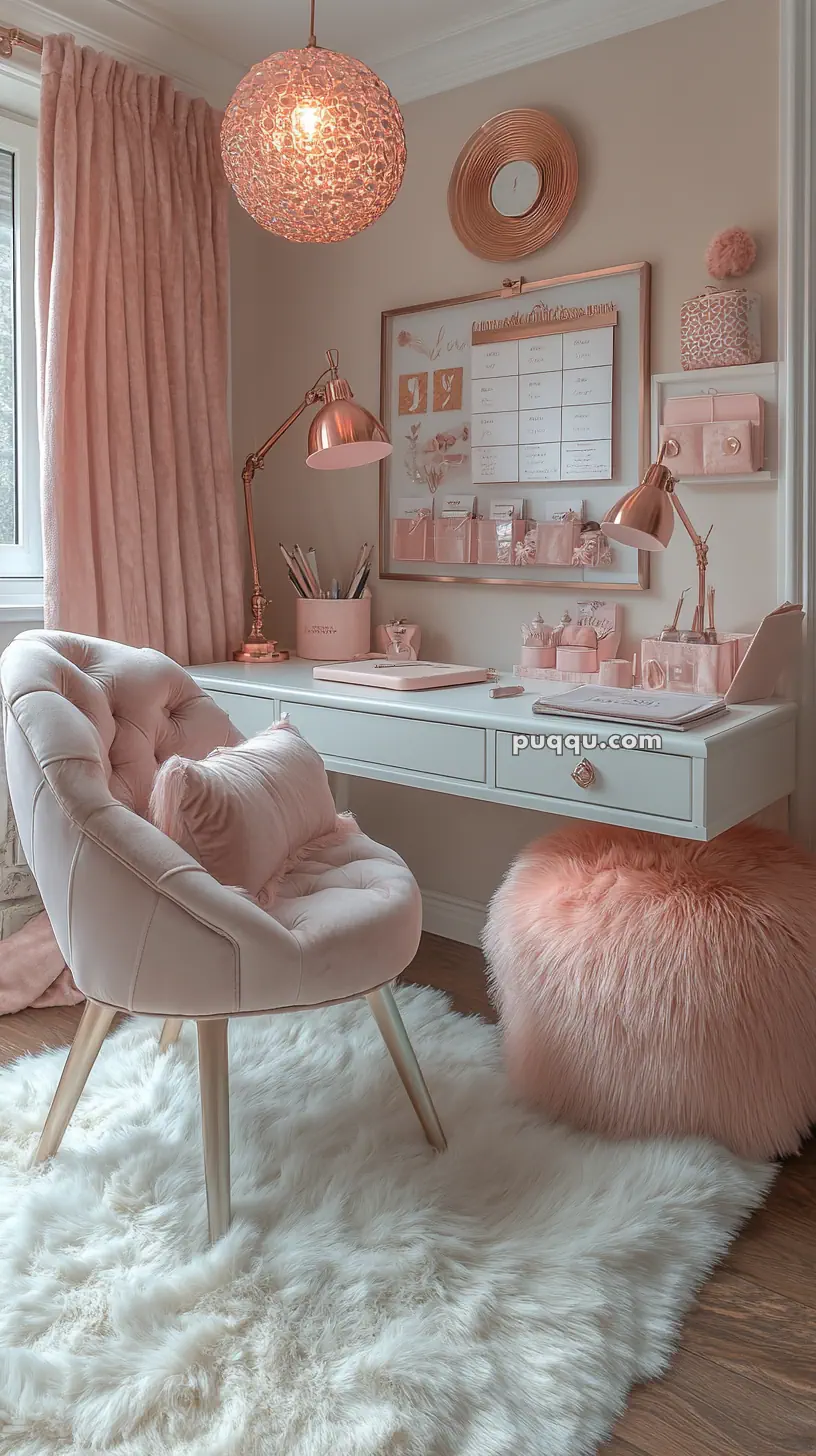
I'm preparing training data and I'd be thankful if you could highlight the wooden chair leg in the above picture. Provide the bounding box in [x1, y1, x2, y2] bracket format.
[159, 1018, 184, 1052]
[366, 985, 447, 1152]
[196, 1018, 231, 1243]
[33, 999, 117, 1164]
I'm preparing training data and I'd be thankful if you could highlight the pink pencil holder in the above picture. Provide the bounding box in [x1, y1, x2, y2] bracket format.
[296, 598, 371, 661]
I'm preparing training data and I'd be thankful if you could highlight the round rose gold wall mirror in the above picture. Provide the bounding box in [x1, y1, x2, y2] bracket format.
[447, 108, 578, 261]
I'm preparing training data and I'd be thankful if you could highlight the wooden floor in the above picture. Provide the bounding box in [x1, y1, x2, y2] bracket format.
[1, 933, 814, 1455]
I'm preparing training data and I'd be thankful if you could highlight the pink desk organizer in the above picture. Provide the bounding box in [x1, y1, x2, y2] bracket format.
[296, 598, 371, 661]
[391, 515, 434, 562]
[534, 520, 580, 566]
[476, 518, 527, 565]
[434, 517, 476, 564]
[640, 634, 753, 695]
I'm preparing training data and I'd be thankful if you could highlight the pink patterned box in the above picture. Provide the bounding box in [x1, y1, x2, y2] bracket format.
[680, 287, 761, 371]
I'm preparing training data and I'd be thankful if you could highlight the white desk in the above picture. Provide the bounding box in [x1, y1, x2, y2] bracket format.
[192, 660, 796, 842]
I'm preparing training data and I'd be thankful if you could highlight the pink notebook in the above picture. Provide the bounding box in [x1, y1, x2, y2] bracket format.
[312, 659, 489, 691]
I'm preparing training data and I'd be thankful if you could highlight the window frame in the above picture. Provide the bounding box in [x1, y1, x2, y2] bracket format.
[0, 108, 40, 605]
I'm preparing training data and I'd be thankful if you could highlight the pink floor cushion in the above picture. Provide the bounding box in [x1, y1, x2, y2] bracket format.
[483, 822, 816, 1159]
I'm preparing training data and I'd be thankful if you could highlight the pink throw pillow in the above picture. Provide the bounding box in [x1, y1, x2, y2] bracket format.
[149, 720, 338, 896]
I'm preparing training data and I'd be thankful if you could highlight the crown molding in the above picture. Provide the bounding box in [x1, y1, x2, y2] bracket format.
[0, 0, 243, 103]
[0, 0, 724, 106]
[375, 0, 724, 104]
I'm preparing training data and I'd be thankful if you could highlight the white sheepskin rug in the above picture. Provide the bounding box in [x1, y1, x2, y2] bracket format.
[0, 986, 773, 1456]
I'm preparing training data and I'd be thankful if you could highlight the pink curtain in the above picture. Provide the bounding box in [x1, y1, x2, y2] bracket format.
[1, 38, 247, 1015]
[37, 35, 245, 663]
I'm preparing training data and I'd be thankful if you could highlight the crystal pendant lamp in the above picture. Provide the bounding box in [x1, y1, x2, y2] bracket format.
[221, 0, 407, 244]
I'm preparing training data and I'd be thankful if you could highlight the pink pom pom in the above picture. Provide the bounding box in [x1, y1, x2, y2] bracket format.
[705, 227, 757, 280]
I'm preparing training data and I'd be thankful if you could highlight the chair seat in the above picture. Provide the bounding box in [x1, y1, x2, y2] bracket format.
[260, 826, 423, 1010]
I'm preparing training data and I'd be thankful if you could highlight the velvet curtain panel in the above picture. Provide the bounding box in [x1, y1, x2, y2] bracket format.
[3, 39, 247, 1016]
[36, 36, 245, 664]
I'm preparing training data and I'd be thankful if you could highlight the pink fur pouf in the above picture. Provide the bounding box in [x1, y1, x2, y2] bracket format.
[484, 822, 816, 1158]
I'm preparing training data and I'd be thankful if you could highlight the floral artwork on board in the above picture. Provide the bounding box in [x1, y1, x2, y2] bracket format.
[404, 421, 470, 493]
[397, 325, 467, 362]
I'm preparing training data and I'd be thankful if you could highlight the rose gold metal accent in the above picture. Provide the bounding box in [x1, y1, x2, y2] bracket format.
[366, 985, 447, 1152]
[33, 1000, 116, 1164]
[159, 1018, 184, 1052]
[664, 437, 680, 457]
[571, 758, 597, 789]
[474, 307, 618, 346]
[724, 435, 742, 454]
[197, 1019, 231, 1244]
[0, 24, 43, 57]
[236, 348, 391, 662]
[448, 108, 578, 262]
[604, 441, 711, 635]
[221, 0, 405, 245]
[379, 262, 650, 592]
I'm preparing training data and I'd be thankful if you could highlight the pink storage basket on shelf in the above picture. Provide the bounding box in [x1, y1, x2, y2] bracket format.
[434, 517, 476, 565]
[680, 285, 761, 370]
[391, 513, 434, 562]
[475, 518, 527, 566]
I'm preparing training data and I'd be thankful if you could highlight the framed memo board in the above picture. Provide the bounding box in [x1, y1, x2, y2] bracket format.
[379, 261, 650, 589]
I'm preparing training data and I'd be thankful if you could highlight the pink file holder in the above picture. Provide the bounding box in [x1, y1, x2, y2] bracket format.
[476, 518, 527, 566]
[534, 520, 581, 566]
[434, 517, 477, 564]
[391, 513, 434, 562]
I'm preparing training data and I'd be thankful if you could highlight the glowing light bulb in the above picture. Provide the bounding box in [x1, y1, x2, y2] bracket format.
[293, 103, 320, 136]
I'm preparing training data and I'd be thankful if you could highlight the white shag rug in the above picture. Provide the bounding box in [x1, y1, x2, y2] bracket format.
[0, 985, 773, 1456]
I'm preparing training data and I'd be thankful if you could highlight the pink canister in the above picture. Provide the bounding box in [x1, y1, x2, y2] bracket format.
[296, 598, 371, 661]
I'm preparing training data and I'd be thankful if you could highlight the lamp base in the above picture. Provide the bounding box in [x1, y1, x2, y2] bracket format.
[233, 640, 289, 663]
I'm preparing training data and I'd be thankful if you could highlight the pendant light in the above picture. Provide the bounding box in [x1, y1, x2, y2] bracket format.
[221, 0, 406, 245]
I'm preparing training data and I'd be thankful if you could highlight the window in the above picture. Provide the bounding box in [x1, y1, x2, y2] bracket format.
[0, 111, 40, 603]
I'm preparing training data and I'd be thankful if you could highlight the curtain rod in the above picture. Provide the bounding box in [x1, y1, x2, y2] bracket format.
[0, 24, 43, 59]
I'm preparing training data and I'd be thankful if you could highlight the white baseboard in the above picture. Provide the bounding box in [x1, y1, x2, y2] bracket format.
[420, 889, 487, 948]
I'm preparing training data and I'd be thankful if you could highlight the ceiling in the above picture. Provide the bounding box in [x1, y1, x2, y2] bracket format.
[4, 0, 724, 103]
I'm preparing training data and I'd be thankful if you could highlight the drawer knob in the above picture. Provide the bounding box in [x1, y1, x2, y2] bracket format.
[663, 437, 681, 457]
[571, 758, 597, 789]
[724, 435, 742, 455]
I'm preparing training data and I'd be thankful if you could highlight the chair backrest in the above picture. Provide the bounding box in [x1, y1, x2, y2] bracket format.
[0, 631, 244, 1002]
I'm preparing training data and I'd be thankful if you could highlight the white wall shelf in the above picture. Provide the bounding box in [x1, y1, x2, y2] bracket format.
[651, 362, 779, 481]
[674, 470, 775, 488]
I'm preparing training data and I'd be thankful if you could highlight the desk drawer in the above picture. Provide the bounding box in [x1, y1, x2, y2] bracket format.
[495, 732, 692, 820]
[206, 690, 278, 737]
[279, 701, 486, 783]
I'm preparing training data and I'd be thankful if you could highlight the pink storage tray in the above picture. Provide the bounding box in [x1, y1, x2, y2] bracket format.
[312, 659, 489, 691]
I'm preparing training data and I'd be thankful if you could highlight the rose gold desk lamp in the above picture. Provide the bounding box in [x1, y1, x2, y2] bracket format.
[602, 442, 713, 638]
[235, 348, 392, 662]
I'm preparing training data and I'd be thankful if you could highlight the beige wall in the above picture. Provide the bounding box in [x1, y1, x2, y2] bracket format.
[230, 0, 780, 909]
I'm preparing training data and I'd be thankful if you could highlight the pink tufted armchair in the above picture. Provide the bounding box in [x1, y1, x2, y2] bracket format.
[0, 631, 445, 1242]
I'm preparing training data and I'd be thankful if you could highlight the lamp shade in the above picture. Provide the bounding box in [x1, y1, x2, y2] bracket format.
[306, 375, 392, 470]
[602, 458, 676, 551]
[221, 44, 406, 245]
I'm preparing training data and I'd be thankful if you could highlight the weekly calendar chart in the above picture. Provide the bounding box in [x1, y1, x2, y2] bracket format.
[379, 262, 650, 589]
[470, 308, 616, 484]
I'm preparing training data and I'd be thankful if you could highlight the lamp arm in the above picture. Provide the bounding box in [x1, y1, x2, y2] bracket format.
[669, 487, 710, 635]
[239, 363, 335, 647]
